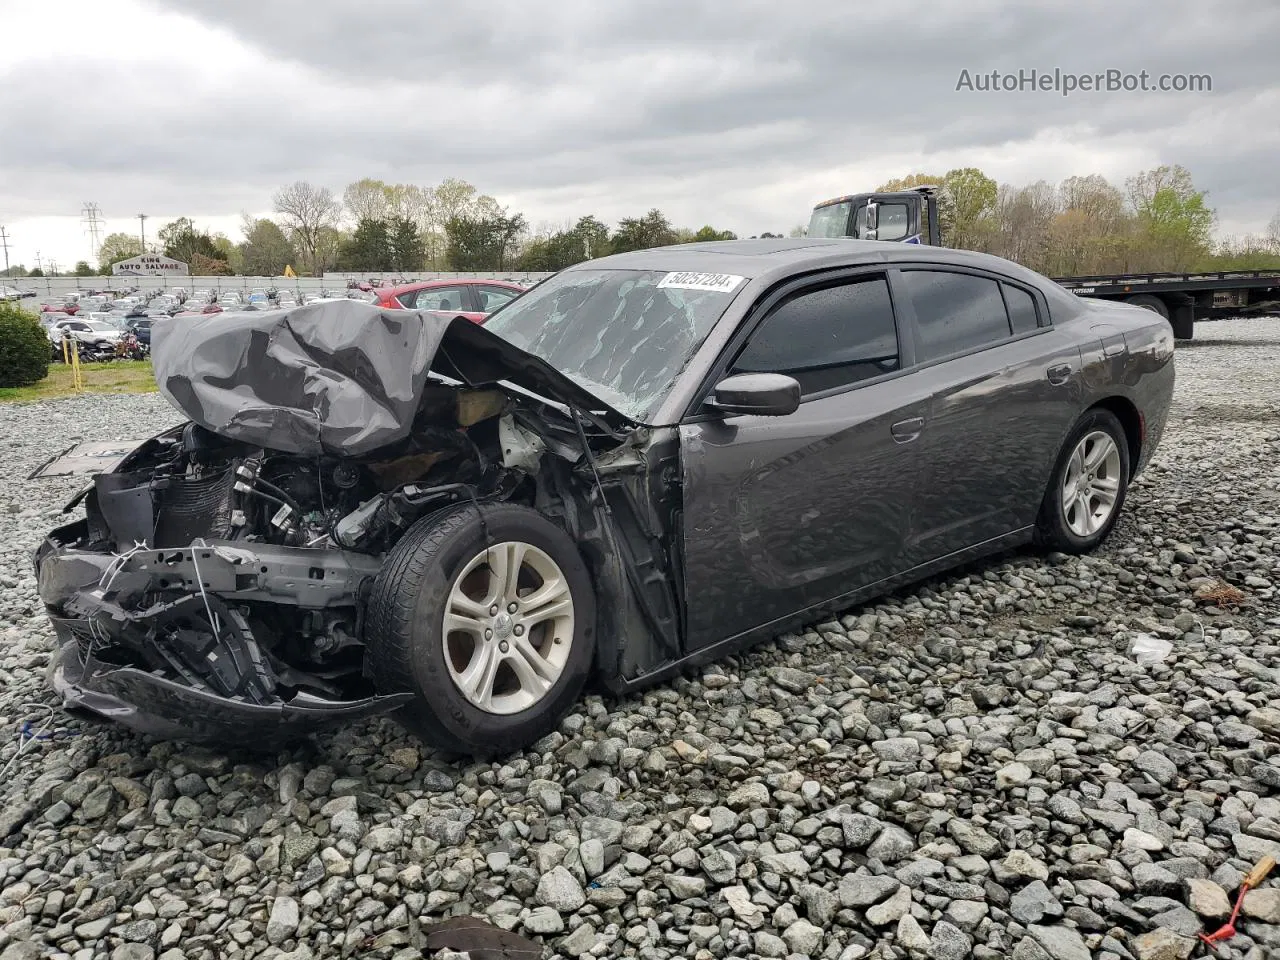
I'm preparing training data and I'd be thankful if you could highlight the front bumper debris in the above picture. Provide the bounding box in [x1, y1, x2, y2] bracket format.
[34, 521, 411, 745]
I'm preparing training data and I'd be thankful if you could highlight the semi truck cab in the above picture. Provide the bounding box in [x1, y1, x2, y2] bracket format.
[807, 186, 942, 246]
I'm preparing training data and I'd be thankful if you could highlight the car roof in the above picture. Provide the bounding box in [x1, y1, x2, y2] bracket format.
[572, 238, 1081, 309]
[380, 278, 524, 298]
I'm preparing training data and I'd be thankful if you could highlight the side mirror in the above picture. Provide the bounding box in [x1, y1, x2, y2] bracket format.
[862, 201, 879, 240]
[708, 373, 800, 417]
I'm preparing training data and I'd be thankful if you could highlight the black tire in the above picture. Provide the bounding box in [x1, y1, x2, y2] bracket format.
[1035, 407, 1131, 554]
[1125, 294, 1169, 320]
[364, 502, 596, 757]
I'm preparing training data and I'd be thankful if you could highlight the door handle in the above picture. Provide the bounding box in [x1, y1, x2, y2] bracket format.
[890, 417, 925, 443]
[1046, 363, 1072, 385]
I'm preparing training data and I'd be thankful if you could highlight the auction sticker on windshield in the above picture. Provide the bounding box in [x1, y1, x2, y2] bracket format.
[657, 272, 746, 293]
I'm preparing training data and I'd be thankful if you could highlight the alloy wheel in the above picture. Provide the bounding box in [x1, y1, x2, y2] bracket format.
[442, 540, 575, 714]
[1061, 430, 1123, 538]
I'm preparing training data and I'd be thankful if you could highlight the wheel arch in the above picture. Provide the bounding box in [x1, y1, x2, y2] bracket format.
[1090, 396, 1143, 479]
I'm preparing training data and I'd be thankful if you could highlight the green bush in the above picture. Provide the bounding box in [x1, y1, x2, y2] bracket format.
[0, 302, 51, 388]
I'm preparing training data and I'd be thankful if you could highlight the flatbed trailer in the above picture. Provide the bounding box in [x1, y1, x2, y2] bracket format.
[808, 186, 1280, 340]
[1050, 270, 1280, 339]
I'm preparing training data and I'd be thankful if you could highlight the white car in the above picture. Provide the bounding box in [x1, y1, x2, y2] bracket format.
[47, 320, 123, 358]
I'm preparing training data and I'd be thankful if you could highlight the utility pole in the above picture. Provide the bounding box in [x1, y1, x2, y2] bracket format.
[34, 250, 42, 274]
[81, 202, 104, 261]
[47, 258, 60, 277]
[0, 226, 10, 276]
[138, 213, 148, 252]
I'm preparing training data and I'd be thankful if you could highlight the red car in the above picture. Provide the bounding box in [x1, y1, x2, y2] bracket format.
[373, 279, 525, 322]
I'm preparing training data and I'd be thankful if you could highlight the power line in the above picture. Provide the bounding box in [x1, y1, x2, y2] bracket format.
[81, 202, 104, 261]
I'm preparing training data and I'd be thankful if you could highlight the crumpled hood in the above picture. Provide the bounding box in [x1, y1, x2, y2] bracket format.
[151, 300, 634, 456]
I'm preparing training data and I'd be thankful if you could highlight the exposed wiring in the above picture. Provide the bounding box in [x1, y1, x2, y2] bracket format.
[98, 539, 149, 593]
[188, 539, 222, 640]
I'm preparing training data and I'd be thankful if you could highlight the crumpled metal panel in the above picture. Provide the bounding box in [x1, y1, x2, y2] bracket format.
[151, 301, 633, 457]
[151, 301, 441, 457]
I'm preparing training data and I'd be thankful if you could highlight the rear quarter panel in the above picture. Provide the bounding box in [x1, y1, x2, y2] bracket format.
[1075, 300, 1175, 475]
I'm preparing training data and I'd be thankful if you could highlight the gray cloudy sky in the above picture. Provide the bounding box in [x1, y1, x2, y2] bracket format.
[2, 0, 1276, 268]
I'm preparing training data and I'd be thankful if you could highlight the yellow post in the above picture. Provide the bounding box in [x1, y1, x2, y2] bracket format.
[69, 338, 83, 392]
[61, 335, 69, 365]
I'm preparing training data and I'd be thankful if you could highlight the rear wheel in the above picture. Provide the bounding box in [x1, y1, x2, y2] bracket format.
[364, 503, 595, 756]
[1125, 294, 1169, 320]
[1035, 408, 1130, 554]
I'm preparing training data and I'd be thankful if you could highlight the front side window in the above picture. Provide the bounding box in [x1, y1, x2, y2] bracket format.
[732, 275, 899, 396]
[477, 286, 520, 312]
[900, 270, 1011, 361]
[855, 203, 910, 241]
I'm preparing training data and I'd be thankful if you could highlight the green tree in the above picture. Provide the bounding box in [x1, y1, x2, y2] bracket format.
[446, 208, 527, 270]
[876, 172, 945, 193]
[341, 218, 393, 271]
[388, 216, 426, 272]
[73, 261, 95, 276]
[516, 215, 614, 272]
[28, 268, 44, 278]
[611, 209, 676, 253]
[692, 225, 738, 242]
[97, 232, 143, 271]
[239, 217, 297, 276]
[943, 167, 998, 251]
[575, 216, 610, 259]
[1124, 165, 1215, 270]
[158, 218, 227, 266]
[0, 302, 50, 387]
[190, 253, 234, 276]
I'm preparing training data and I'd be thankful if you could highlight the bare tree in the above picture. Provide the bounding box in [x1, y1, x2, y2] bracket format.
[995, 181, 1057, 271]
[274, 181, 342, 275]
[1058, 175, 1125, 225]
[1268, 210, 1280, 253]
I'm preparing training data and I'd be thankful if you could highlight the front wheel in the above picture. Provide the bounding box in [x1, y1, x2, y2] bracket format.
[363, 503, 596, 756]
[1035, 408, 1131, 553]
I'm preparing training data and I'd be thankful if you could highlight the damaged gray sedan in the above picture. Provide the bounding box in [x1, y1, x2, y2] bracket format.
[33, 239, 1175, 755]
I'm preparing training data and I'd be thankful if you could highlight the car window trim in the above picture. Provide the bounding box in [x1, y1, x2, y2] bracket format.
[998, 279, 1046, 332]
[889, 263, 1052, 368]
[681, 265, 913, 421]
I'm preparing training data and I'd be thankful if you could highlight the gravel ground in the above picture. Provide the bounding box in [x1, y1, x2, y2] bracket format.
[2, 317, 1280, 960]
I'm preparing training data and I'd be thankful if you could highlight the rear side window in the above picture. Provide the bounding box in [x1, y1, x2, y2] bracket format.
[732, 275, 899, 396]
[900, 270, 1010, 361]
[1002, 283, 1040, 334]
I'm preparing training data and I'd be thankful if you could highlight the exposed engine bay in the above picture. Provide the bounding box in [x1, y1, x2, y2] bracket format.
[33, 304, 685, 744]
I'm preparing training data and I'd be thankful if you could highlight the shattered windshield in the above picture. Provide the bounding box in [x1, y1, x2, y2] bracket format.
[482, 268, 746, 421]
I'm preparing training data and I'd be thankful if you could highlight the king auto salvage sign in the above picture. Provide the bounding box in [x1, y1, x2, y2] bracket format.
[112, 254, 190, 276]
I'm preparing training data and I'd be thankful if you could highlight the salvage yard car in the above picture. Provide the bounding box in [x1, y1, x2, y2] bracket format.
[32, 239, 1174, 755]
